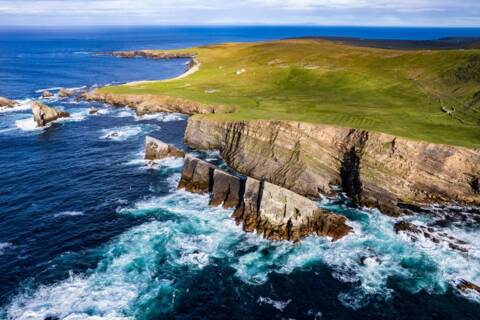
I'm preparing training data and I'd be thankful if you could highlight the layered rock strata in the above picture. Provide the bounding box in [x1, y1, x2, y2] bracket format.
[177, 154, 352, 242]
[145, 136, 185, 160]
[31, 101, 70, 127]
[184, 118, 480, 216]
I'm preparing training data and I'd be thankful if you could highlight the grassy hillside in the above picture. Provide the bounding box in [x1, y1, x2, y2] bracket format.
[101, 39, 480, 148]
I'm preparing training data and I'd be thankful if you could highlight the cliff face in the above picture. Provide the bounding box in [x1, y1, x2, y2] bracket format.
[84, 91, 227, 116]
[185, 117, 480, 215]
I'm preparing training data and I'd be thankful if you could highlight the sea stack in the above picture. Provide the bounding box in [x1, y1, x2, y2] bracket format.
[177, 154, 352, 242]
[0, 96, 17, 108]
[145, 136, 185, 160]
[31, 101, 70, 127]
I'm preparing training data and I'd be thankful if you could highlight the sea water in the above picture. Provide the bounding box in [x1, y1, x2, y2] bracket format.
[1, 26, 480, 320]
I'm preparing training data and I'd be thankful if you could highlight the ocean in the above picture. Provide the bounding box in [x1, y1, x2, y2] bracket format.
[1, 26, 480, 320]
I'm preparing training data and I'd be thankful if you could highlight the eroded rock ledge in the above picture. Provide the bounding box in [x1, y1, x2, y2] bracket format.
[145, 136, 185, 160]
[184, 118, 480, 216]
[83, 91, 226, 116]
[177, 154, 352, 242]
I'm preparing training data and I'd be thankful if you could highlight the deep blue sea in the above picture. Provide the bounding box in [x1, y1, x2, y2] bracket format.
[1, 26, 480, 320]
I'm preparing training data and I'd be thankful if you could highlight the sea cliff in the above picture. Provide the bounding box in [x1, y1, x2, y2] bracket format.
[184, 117, 480, 216]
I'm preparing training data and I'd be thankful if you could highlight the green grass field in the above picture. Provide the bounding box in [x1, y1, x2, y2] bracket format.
[101, 39, 480, 148]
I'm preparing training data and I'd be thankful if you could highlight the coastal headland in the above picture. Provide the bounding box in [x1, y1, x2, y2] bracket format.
[85, 37, 480, 218]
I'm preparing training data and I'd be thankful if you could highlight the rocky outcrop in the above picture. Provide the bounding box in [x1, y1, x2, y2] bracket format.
[0, 96, 17, 108]
[178, 155, 216, 193]
[106, 50, 193, 60]
[31, 101, 70, 127]
[145, 136, 185, 160]
[184, 118, 480, 216]
[83, 90, 230, 116]
[456, 279, 480, 294]
[42, 91, 53, 98]
[233, 178, 352, 242]
[394, 221, 468, 252]
[58, 88, 73, 98]
[178, 155, 352, 242]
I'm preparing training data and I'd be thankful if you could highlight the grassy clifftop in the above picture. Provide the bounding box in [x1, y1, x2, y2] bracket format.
[101, 39, 480, 148]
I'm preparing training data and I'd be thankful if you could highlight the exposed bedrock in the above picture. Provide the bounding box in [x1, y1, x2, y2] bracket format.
[58, 88, 73, 98]
[31, 101, 70, 127]
[83, 90, 229, 116]
[0, 96, 17, 108]
[177, 155, 352, 241]
[184, 118, 480, 216]
[144, 136, 185, 160]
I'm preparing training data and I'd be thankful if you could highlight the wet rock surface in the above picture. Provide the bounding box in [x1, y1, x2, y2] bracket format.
[178, 155, 352, 242]
[456, 279, 480, 294]
[41, 90, 54, 98]
[144, 136, 185, 160]
[394, 221, 469, 252]
[0, 96, 17, 108]
[31, 101, 70, 127]
[58, 88, 73, 98]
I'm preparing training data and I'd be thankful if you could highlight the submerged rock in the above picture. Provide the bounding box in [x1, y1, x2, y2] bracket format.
[394, 221, 468, 252]
[233, 178, 352, 242]
[41, 90, 54, 98]
[0, 96, 17, 108]
[145, 136, 185, 160]
[89, 108, 98, 114]
[58, 88, 73, 98]
[31, 101, 70, 127]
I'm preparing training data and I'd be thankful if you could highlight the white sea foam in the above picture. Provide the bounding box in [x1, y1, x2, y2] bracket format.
[35, 87, 63, 93]
[0, 99, 33, 113]
[257, 297, 291, 312]
[15, 118, 46, 131]
[0, 242, 13, 255]
[114, 110, 134, 118]
[135, 112, 186, 122]
[100, 126, 142, 141]
[54, 211, 84, 218]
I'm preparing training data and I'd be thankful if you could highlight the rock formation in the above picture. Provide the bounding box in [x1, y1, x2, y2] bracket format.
[178, 155, 352, 242]
[58, 88, 73, 98]
[31, 101, 70, 127]
[394, 221, 468, 252]
[41, 91, 53, 98]
[83, 90, 231, 116]
[145, 136, 185, 160]
[456, 279, 480, 294]
[89, 108, 98, 114]
[233, 178, 352, 242]
[107, 50, 193, 60]
[0, 96, 17, 108]
[184, 118, 480, 216]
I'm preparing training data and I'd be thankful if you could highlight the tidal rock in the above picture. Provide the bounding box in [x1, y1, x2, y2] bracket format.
[233, 178, 352, 242]
[394, 221, 468, 252]
[0, 96, 17, 108]
[145, 136, 185, 160]
[58, 88, 73, 98]
[456, 279, 480, 294]
[178, 154, 216, 193]
[31, 101, 70, 127]
[89, 108, 98, 114]
[210, 169, 243, 208]
[41, 90, 54, 98]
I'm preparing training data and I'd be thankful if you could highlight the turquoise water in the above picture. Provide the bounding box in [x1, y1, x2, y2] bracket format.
[1, 27, 480, 319]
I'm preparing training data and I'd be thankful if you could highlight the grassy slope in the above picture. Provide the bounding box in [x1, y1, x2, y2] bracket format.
[101, 39, 480, 148]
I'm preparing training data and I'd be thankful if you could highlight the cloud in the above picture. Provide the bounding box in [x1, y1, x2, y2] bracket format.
[0, 0, 478, 26]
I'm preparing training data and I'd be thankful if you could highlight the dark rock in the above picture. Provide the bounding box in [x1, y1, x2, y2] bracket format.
[89, 108, 98, 114]
[210, 169, 243, 208]
[456, 279, 480, 294]
[145, 136, 185, 160]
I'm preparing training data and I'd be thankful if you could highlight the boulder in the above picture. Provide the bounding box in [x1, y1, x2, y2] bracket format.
[178, 154, 215, 193]
[210, 169, 243, 208]
[145, 136, 185, 160]
[233, 178, 352, 242]
[0, 96, 17, 108]
[42, 90, 54, 98]
[58, 88, 73, 98]
[31, 101, 70, 127]
[456, 279, 480, 294]
[89, 108, 98, 114]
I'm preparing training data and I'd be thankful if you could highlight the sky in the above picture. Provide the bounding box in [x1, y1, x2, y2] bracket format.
[0, 0, 479, 27]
